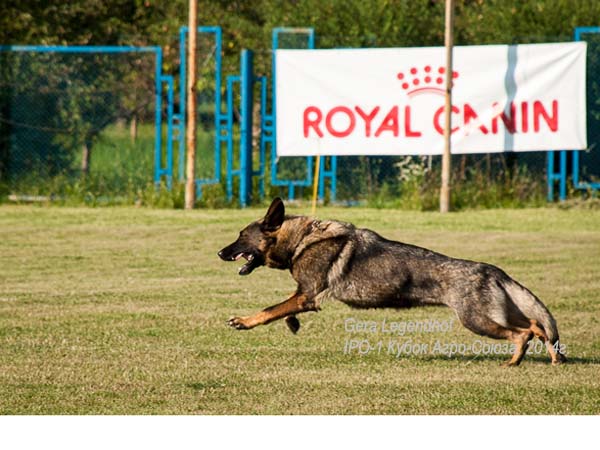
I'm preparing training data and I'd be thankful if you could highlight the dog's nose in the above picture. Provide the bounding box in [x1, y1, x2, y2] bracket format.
[217, 250, 225, 259]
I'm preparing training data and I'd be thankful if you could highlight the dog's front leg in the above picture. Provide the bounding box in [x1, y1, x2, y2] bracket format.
[228, 292, 317, 331]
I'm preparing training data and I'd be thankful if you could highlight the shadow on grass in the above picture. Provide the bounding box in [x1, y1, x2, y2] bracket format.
[185, 381, 226, 390]
[411, 353, 599, 365]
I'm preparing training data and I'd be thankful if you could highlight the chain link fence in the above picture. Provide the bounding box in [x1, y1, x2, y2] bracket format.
[0, 48, 158, 203]
[579, 30, 600, 186]
[1, 30, 598, 208]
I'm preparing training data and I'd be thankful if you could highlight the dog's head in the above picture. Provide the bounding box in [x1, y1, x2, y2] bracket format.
[218, 197, 285, 276]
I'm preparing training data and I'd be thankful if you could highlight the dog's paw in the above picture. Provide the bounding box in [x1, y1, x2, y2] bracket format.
[228, 316, 251, 330]
[285, 315, 300, 334]
[500, 360, 520, 368]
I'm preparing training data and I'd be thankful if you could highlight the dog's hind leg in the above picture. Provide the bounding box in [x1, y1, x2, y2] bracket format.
[529, 320, 566, 366]
[454, 310, 533, 367]
[502, 329, 534, 367]
[228, 292, 317, 330]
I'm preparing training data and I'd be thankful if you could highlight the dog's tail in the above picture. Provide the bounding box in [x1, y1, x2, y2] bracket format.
[503, 280, 560, 344]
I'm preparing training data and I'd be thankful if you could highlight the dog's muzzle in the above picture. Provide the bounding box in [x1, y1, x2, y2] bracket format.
[218, 249, 262, 276]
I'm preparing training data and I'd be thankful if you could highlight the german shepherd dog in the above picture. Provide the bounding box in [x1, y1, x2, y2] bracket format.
[218, 198, 566, 366]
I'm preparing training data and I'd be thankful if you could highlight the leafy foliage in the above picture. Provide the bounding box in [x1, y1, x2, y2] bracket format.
[2, 0, 600, 208]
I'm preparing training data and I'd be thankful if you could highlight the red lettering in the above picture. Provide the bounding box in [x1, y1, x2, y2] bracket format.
[404, 106, 421, 137]
[305, 101, 556, 140]
[303, 106, 323, 137]
[325, 106, 356, 138]
[463, 103, 489, 134]
[374, 106, 399, 137]
[354, 106, 380, 137]
[491, 102, 516, 134]
[533, 100, 558, 132]
[433, 105, 460, 135]
[521, 101, 529, 133]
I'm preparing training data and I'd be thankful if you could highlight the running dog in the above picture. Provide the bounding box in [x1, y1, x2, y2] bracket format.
[218, 198, 566, 366]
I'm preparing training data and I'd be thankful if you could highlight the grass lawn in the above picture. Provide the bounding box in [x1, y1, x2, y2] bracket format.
[0, 204, 599, 414]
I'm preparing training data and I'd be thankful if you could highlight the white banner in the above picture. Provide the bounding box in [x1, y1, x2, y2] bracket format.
[275, 42, 587, 156]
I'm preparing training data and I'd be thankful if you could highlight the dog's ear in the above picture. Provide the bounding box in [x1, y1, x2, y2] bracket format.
[263, 197, 285, 231]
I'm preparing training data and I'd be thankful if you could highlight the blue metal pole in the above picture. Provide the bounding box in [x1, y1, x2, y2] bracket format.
[319, 156, 326, 200]
[240, 50, 254, 207]
[559, 150, 567, 201]
[547, 151, 555, 202]
[573, 150, 580, 187]
[271, 31, 279, 192]
[154, 48, 163, 186]
[179, 27, 187, 182]
[213, 27, 223, 186]
[308, 30, 315, 48]
[330, 156, 337, 201]
[163, 75, 174, 189]
[225, 75, 239, 202]
[575, 26, 600, 42]
[254, 76, 268, 200]
[0, 45, 160, 53]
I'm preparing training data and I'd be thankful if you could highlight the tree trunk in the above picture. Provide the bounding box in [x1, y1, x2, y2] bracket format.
[184, 0, 198, 209]
[365, 156, 373, 197]
[81, 139, 92, 177]
[130, 114, 138, 143]
[252, 101, 261, 150]
[459, 154, 467, 181]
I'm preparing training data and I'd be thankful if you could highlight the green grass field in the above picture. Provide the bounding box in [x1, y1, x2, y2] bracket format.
[1, 204, 599, 414]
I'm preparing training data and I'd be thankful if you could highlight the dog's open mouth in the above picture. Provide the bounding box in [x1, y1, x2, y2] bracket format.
[234, 252, 259, 276]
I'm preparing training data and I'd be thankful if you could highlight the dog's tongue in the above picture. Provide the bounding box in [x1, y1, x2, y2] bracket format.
[238, 262, 253, 276]
[234, 253, 256, 275]
[239, 253, 256, 275]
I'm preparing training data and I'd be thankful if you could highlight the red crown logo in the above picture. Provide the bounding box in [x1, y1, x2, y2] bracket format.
[397, 66, 459, 97]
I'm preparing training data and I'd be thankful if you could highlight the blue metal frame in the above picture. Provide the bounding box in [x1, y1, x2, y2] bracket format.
[256, 76, 268, 200]
[239, 50, 254, 207]
[160, 75, 175, 188]
[225, 75, 240, 202]
[572, 26, 600, 191]
[268, 28, 337, 201]
[178, 26, 224, 197]
[547, 150, 567, 202]
[0, 45, 167, 189]
[224, 51, 262, 207]
[546, 25, 600, 201]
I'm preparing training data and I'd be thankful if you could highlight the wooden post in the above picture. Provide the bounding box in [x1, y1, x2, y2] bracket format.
[130, 114, 138, 143]
[311, 156, 321, 216]
[184, 0, 198, 209]
[440, 0, 454, 213]
[81, 140, 91, 177]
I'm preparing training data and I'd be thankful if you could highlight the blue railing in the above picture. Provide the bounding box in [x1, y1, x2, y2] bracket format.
[572, 26, 600, 192]
[268, 27, 337, 201]
[177, 26, 223, 197]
